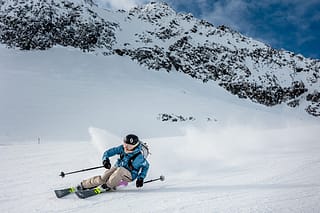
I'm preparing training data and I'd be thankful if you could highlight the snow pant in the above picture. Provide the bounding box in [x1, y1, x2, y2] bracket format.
[81, 167, 132, 189]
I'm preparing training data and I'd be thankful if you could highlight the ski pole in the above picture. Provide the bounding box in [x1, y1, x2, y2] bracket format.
[144, 175, 165, 184]
[59, 166, 104, 178]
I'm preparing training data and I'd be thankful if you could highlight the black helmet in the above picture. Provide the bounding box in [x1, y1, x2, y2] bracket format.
[124, 134, 140, 145]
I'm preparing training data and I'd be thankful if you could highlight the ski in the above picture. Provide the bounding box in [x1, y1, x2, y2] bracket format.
[75, 186, 110, 199]
[54, 187, 76, 198]
[55, 176, 164, 199]
[55, 180, 128, 199]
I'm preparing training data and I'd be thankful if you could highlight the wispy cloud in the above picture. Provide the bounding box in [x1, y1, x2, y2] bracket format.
[95, 0, 147, 10]
[201, 0, 250, 30]
[191, 0, 319, 56]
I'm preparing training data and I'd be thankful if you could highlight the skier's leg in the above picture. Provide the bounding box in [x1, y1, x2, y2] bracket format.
[106, 167, 132, 188]
[81, 167, 117, 189]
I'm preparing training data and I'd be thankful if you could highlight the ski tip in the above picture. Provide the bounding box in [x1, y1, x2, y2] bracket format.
[54, 187, 75, 198]
[54, 190, 65, 198]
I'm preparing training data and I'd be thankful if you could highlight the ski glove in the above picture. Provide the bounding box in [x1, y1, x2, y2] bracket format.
[136, 178, 144, 188]
[103, 158, 111, 169]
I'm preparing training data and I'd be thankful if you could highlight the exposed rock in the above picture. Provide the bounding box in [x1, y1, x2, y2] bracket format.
[0, 0, 118, 52]
[157, 113, 195, 122]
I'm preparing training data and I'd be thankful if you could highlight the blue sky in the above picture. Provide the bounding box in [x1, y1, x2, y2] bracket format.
[96, 0, 320, 59]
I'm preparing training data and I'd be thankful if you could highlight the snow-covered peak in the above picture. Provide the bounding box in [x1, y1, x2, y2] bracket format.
[138, 1, 176, 16]
[126, 1, 177, 26]
[127, 1, 172, 13]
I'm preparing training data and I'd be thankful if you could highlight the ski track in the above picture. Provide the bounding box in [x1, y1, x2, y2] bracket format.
[0, 139, 319, 213]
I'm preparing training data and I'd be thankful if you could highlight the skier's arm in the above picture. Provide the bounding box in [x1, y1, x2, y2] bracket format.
[135, 158, 149, 188]
[138, 159, 149, 179]
[102, 145, 123, 161]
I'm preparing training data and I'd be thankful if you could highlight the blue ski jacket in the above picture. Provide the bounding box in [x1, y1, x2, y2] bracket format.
[102, 144, 149, 180]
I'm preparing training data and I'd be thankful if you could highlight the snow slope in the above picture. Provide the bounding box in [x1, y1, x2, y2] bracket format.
[1, 126, 320, 212]
[0, 46, 320, 212]
[1, 46, 316, 141]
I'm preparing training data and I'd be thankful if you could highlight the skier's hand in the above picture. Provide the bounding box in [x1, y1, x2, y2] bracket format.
[136, 178, 144, 188]
[103, 158, 111, 169]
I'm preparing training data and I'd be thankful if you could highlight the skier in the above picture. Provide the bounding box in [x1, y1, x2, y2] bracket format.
[78, 134, 149, 191]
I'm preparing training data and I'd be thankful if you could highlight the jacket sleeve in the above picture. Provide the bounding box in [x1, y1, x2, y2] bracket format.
[136, 156, 150, 179]
[102, 145, 123, 161]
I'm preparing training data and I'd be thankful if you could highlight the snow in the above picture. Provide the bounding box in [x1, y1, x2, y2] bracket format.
[0, 45, 319, 212]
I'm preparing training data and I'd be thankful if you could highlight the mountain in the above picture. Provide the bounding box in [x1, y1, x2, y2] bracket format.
[0, 0, 319, 117]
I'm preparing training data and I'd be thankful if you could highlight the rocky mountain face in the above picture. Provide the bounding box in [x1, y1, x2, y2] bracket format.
[0, 0, 118, 51]
[1, 0, 319, 117]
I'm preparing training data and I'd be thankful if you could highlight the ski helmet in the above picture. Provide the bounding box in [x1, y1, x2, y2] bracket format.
[124, 134, 140, 145]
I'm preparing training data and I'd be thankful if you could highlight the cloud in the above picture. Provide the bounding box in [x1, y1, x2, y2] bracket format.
[95, 0, 148, 10]
[188, 0, 319, 57]
[201, 0, 250, 31]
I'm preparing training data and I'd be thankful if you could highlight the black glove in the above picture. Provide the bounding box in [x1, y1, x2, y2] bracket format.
[136, 178, 144, 188]
[103, 158, 111, 169]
